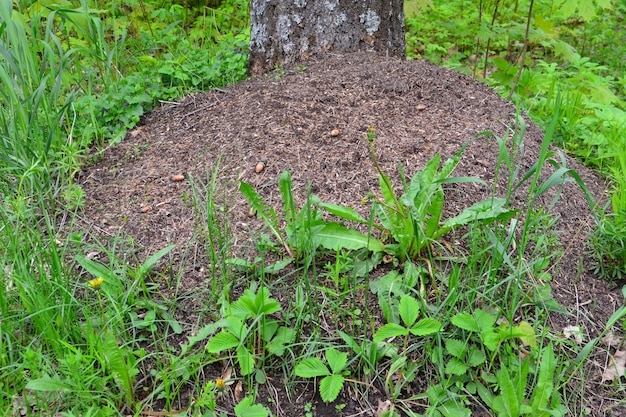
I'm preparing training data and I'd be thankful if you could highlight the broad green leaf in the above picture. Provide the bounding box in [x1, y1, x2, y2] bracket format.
[424, 188, 444, 239]
[206, 331, 240, 353]
[237, 345, 255, 376]
[266, 327, 296, 357]
[372, 200, 395, 231]
[409, 318, 442, 336]
[75, 255, 123, 293]
[399, 295, 420, 327]
[319, 202, 369, 223]
[256, 287, 281, 315]
[103, 331, 133, 403]
[438, 148, 463, 180]
[26, 375, 72, 392]
[337, 330, 360, 354]
[234, 396, 270, 417]
[441, 198, 514, 236]
[451, 313, 480, 332]
[514, 321, 537, 347]
[437, 401, 472, 417]
[494, 366, 519, 417]
[224, 314, 250, 340]
[444, 339, 467, 359]
[316, 222, 385, 252]
[373, 323, 409, 342]
[325, 348, 348, 374]
[320, 374, 344, 403]
[474, 309, 497, 331]
[182, 322, 221, 354]
[445, 358, 469, 376]
[482, 329, 501, 352]
[530, 342, 556, 412]
[264, 257, 293, 274]
[467, 348, 486, 367]
[294, 357, 330, 378]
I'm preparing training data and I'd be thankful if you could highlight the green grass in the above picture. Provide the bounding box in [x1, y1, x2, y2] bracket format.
[1, 0, 625, 415]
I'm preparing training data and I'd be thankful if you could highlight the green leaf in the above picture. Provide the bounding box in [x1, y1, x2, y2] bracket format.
[409, 318, 442, 336]
[445, 358, 469, 376]
[294, 357, 330, 378]
[379, 172, 398, 207]
[530, 342, 556, 412]
[237, 345, 255, 376]
[399, 295, 420, 327]
[319, 202, 368, 223]
[437, 401, 472, 417]
[513, 321, 537, 347]
[474, 309, 497, 331]
[206, 331, 240, 353]
[279, 171, 296, 223]
[320, 374, 344, 403]
[444, 339, 467, 359]
[467, 348, 486, 367]
[325, 348, 348, 374]
[240, 181, 276, 222]
[316, 222, 385, 252]
[182, 322, 221, 354]
[424, 187, 444, 239]
[234, 397, 270, 417]
[266, 327, 296, 357]
[103, 331, 133, 404]
[137, 244, 176, 278]
[441, 198, 514, 236]
[256, 287, 282, 315]
[26, 375, 72, 392]
[373, 323, 409, 342]
[493, 366, 519, 417]
[451, 313, 480, 332]
[161, 311, 183, 334]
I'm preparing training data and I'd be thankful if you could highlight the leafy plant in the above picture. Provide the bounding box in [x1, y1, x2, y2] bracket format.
[321, 127, 515, 263]
[294, 348, 351, 403]
[240, 170, 385, 260]
[374, 294, 442, 340]
[206, 283, 295, 380]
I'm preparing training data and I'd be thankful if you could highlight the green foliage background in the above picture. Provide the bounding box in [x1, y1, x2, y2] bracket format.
[1, 0, 626, 415]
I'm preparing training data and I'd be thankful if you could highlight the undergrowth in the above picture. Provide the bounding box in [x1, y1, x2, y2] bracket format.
[1, 0, 626, 415]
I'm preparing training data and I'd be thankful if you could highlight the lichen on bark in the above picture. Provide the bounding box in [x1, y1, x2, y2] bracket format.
[249, 0, 405, 75]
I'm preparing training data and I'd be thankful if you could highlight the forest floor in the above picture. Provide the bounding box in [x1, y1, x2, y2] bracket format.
[78, 52, 625, 416]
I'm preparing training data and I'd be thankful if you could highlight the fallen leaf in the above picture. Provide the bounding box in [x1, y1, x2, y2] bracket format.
[234, 380, 244, 402]
[375, 399, 393, 417]
[601, 331, 624, 348]
[602, 350, 626, 383]
[563, 325, 584, 345]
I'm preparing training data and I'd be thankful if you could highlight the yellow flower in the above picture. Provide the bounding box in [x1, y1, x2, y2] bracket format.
[215, 378, 225, 391]
[88, 277, 103, 289]
[367, 125, 376, 143]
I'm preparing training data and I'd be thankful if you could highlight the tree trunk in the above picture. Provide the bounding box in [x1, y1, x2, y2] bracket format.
[249, 0, 405, 75]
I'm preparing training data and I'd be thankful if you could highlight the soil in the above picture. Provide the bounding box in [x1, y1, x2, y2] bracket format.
[77, 52, 626, 416]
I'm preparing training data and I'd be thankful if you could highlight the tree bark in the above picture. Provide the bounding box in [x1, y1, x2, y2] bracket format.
[249, 0, 405, 75]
